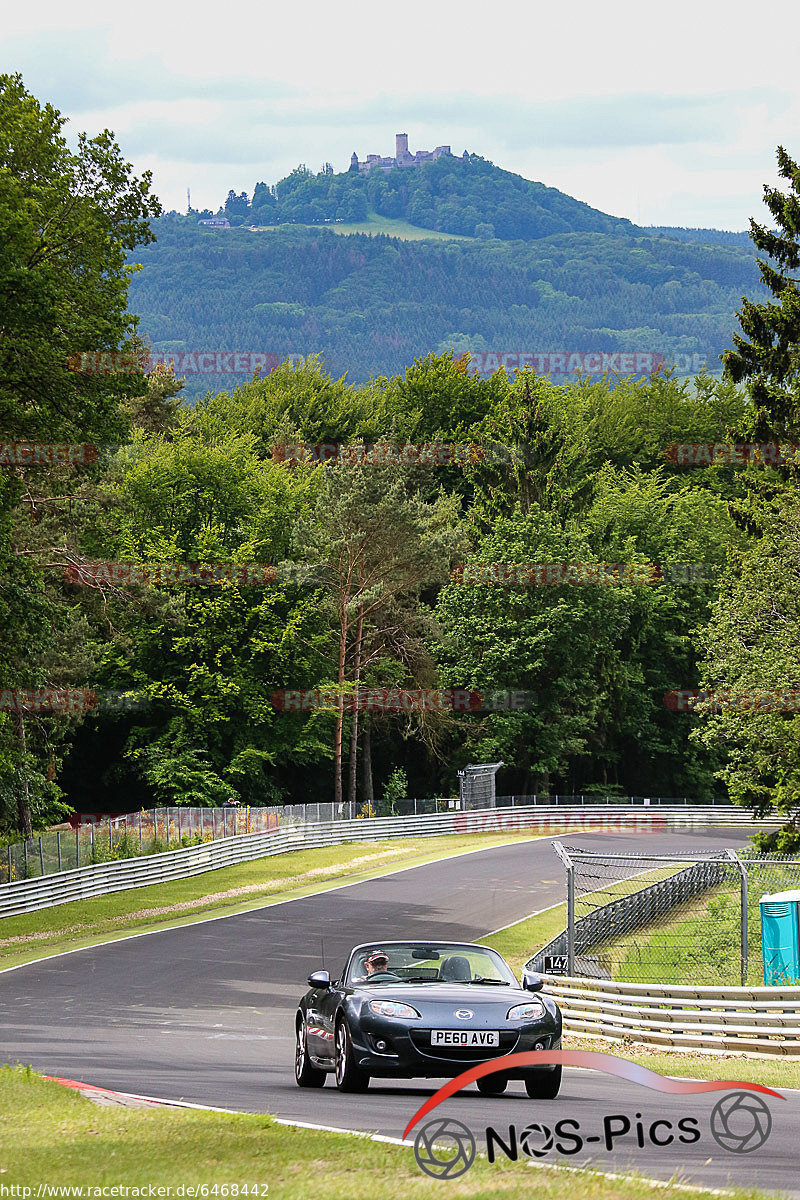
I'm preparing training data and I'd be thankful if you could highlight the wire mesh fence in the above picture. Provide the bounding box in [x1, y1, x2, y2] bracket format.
[548, 844, 800, 987]
[1, 805, 277, 884]
[458, 763, 503, 808]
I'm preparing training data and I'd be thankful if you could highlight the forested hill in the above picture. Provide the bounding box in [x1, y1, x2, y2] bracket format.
[128, 216, 761, 389]
[218, 154, 636, 241]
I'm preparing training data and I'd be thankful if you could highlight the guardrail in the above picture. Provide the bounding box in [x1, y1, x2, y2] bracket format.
[544, 976, 800, 1055]
[0, 804, 775, 920]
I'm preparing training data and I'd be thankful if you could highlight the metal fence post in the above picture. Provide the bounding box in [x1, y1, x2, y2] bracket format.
[76, 825, 80, 868]
[39, 837, 45, 876]
[725, 848, 749, 985]
[57, 831, 62, 872]
[23, 839, 28, 877]
[553, 841, 575, 976]
[7, 844, 11, 882]
[90, 824, 95, 859]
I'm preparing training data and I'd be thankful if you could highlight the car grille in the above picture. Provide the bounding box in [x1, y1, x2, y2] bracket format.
[410, 1030, 520, 1061]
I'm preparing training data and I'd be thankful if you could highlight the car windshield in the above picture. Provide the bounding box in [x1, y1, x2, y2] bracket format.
[346, 942, 517, 986]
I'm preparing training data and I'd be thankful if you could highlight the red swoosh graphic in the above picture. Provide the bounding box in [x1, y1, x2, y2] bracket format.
[402, 1050, 784, 1139]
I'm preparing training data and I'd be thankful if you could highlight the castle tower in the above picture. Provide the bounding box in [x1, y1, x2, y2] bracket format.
[395, 132, 410, 164]
[349, 151, 359, 173]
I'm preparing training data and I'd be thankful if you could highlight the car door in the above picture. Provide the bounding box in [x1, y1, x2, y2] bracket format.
[314, 979, 344, 1064]
[304, 983, 334, 1062]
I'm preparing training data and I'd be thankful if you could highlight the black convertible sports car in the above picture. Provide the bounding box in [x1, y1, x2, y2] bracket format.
[294, 939, 562, 1097]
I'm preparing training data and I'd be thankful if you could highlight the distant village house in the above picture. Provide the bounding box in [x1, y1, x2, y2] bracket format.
[198, 216, 231, 227]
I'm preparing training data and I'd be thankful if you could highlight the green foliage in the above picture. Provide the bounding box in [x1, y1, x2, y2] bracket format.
[694, 493, 800, 817]
[724, 145, 800, 442]
[127, 216, 761, 395]
[695, 150, 800, 840]
[379, 767, 407, 816]
[0, 73, 160, 834]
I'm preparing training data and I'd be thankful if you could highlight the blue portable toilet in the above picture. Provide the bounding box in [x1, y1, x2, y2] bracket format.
[760, 891, 800, 985]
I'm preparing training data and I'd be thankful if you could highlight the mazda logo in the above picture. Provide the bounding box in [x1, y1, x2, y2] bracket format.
[454, 1008, 473, 1019]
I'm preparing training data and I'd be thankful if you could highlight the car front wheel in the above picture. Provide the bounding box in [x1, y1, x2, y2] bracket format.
[334, 1018, 370, 1093]
[295, 1020, 326, 1088]
[524, 1065, 562, 1099]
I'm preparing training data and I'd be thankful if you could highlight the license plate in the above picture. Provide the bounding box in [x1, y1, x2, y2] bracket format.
[431, 1029, 499, 1047]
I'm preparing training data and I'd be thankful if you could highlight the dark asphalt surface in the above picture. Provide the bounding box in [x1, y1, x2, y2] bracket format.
[1, 827, 796, 1195]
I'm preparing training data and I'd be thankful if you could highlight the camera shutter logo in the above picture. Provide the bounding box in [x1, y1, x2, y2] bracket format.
[520, 1122, 555, 1158]
[414, 1118, 476, 1179]
[710, 1092, 772, 1153]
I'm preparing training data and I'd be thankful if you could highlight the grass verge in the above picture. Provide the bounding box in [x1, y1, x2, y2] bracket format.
[0, 1066, 773, 1200]
[485, 906, 800, 1090]
[249, 213, 471, 241]
[0, 830, 557, 973]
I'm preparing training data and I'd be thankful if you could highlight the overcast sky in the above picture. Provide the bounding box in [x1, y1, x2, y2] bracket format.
[4, 0, 798, 230]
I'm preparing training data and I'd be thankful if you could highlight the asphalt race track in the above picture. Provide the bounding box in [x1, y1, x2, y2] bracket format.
[1, 827, 796, 1195]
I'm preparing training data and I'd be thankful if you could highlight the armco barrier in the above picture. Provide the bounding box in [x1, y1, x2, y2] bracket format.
[543, 975, 800, 1055]
[0, 804, 775, 920]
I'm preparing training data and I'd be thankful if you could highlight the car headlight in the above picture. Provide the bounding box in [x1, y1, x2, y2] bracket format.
[368, 1000, 421, 1019]
[507, 1001, 546, 1021]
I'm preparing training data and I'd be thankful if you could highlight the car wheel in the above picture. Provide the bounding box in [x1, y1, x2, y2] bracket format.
[524, 1065, 562, 1099]
[295, 1020, 326, 1088]
[334, 1018, 370, 1093]
[477, 1074, 507, 1096]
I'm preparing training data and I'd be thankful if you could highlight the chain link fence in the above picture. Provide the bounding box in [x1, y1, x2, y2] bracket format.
[0, 805, 279, 884]
[540, 843, 800, 987]
[458, 763, 503, 808]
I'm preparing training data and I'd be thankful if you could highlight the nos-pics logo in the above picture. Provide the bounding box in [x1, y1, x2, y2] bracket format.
[406, 1051, 780, 1180]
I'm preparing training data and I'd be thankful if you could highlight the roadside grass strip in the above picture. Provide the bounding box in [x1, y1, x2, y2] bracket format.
[0, 1067, 774, 1200]
[485, 907, 800, 1090]
[0, 831, 563, 972]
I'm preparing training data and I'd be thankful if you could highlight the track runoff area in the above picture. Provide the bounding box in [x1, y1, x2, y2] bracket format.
[0, 824, 796, 1196]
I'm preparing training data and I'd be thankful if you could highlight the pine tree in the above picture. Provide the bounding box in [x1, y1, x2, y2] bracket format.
[724, 146, 800, 441]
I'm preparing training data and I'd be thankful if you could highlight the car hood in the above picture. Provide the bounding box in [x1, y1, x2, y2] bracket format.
[353, 983, 545, 1008]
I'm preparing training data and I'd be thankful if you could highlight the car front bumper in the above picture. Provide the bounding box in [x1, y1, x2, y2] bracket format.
[351, 1018, 562, 1078]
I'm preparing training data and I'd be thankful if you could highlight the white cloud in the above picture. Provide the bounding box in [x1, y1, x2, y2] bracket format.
[2, 0, 799, 225]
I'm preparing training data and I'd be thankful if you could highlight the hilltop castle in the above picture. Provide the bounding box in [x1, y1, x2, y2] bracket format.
[350, 133, 460, 174]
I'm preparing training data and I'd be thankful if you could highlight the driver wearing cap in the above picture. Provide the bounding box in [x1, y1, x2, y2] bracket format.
[365, 949, 390, 974]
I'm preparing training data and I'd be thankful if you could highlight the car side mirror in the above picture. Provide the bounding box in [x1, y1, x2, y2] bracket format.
[308, 970, 331, 989]
[522, 971, 544, 993]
